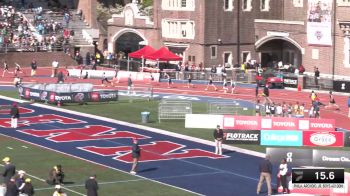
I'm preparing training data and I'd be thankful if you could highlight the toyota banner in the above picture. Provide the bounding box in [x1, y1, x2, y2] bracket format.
[19, 86, 118, 103]
[222, 115, 335, 131]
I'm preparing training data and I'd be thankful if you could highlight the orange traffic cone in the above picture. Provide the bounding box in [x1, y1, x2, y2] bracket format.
[297, 84, 301, 92]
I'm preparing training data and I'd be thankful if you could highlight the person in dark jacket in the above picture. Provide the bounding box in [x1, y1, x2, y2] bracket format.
[257, 155, 272, 196]
[5, 178, 19, 196]
[2, 157, 16, 185]
[21, 178, 34, 196]
[47, 165, 64, 185]
[262, 84, 272, 105]
[10, 102, 19, 128]
[30, 59, 37, 76]
[130, 138, 141, 175]
[85, 174, 98, 196]
[57, 71, 64, 83]
[213, 125, 224, 155]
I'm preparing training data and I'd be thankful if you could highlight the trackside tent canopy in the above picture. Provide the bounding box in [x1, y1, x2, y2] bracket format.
[128, 45, 157, 59]
[144, 47, 182, 61]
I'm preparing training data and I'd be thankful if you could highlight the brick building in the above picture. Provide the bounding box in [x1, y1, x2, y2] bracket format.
[106, 0, 350, 78]
[107, 0, 281, 68]
[255, 0, 350, 77]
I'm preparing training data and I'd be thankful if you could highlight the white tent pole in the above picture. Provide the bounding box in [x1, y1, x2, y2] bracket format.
[141, 57, 144, 72]
[127, 56, 130, 72]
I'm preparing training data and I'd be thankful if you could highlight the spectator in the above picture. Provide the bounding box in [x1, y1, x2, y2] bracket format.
[299, 65, 305, 74]
[21, 178, 34, 196]
[52, 60, 59, 77]
[127, 74, 134, 94]
[314, 67, 320, 86]
[10, 102, 19, 128]
[255, 100, 262, 116]
[265, 103, 271, 117]
[47, 165, 65, 185]
[53, 185, 67, 196]
[299, 103, 305, 116]
[213, 125, 224, 155]
[15, 170, 26, 192]
[86, 52, 91, 65]
[101, 72, 111, 87]
[57, 71, 64, 83]
[83, 71, 88, 79]
[85, 174, 98, 196]
[257, 155, 272, 196]
[276, 103, 283, 117]
[1, 157, 16, 184]
[30, 59, 37, 76]
[278, 158, 290, 194]
[6, 178, 19, 196]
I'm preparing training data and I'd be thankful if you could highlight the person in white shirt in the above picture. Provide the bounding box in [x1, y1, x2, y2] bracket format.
[278, 158, 290, 194]
[276, 103, 283, 117]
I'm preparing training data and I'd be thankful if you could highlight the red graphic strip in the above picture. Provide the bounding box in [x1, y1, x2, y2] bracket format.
[19, 125, 149, 142]
[81, 141, 226, 163]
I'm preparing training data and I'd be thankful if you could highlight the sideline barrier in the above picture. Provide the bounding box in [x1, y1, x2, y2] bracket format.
[223, 115, 335, 131]
[67, 69, 160, 82]
[185, 114, 336, 131]
[18, 83, 118, 103]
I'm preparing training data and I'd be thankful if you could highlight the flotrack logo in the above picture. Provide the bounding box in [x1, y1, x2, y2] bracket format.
[310, 133, 336, 146]
[226, 133, 259, 141]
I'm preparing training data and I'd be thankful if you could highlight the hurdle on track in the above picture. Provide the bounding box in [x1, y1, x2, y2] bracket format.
[208, 101, 241, 115]
[158, 100, 192, 123]
[118, 85, 154, 101]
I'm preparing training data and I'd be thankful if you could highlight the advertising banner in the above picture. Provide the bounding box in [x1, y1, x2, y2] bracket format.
[261, 130, 303, 146]
[223, 115, 260, 130]
[223, 130, 260, 144]
[313, 149, 350, 168]
[261, 117, 298, 130]
[333, 80, 350, 93]
[303, 131, 344, 147]
[19, 86, 118, 103]
[283, 76, 298, 88]
[185, 114, 224, 129]
[307, 0, 332, 46]
[344, 131, 350, 147]
[266, 148, 313, 167]
[298, 118, 335, 131]
[194, 115, 336, 131]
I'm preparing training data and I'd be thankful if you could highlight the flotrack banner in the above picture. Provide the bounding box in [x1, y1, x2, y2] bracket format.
[222, 115, 335, 131]
[307, 0, 332, 46]
[223, 130, 260, 144]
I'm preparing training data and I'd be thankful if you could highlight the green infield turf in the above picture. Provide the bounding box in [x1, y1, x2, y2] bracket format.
[0, 135, 196, 196]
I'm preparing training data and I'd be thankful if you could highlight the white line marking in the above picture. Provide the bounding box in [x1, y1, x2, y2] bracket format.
[6, 147, 13, 150]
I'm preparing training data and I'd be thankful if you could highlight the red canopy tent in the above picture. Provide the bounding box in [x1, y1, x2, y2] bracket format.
[144, 47, 182, 61]
[128, 45, 156, 59]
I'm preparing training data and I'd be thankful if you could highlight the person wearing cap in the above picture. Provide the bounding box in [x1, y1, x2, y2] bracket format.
[53, 184, 67, 196]
[21, 178, 34, 196]
[213, 125, 224, 155]
[6, 177, 19, 196]
[1, 157, 16, 184]
[10, 102, 19, 128]
[130, 138, 141, 175]
[85, 174, 98, 196]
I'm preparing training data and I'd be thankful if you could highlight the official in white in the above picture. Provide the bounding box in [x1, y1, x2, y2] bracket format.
[10, 102, 19, 128]
[278, 158, 290, 194]
[213, 125, 224, 155]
